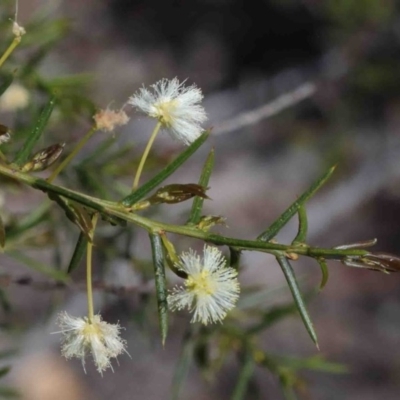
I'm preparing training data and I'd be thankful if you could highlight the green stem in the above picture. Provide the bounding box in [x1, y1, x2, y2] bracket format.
[0, 37, 21, 69]
[86, 213, 99, 323]
[132, 121, 162, 190]
[47, 126, 97, 183]
[0, 162, 371, 261]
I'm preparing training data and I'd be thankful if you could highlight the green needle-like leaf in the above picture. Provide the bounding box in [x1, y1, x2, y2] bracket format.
[0, 73, 14, 97]
[149, 232, 168, 345]
[121, 131, 209, 207]
[187, 147, 214, 225]
[292, 205, 308, 244]
[258, 166, 335, 242]
[280, 378, 298, 400]
[67, 232, 87, 273]
[7, 251, 69, 282]
[13, 95, 56, 166]
[231, 352, 255, 400]
[5, 202, 50, 243]
[316, 258, 329, 291]
[171, 331, 194, 400]
[275, 254, 319, 348]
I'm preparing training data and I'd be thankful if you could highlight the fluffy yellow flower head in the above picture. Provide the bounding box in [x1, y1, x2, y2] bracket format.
[168, 246, 240, 324]
[129, 78, 207, 145]
[55, 312, 128, 374]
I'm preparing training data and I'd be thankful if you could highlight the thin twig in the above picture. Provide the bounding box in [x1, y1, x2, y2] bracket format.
[213, 82, 316, 135]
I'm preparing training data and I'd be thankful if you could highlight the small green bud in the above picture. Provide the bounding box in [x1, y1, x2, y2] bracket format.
[130, 200, 151, 211]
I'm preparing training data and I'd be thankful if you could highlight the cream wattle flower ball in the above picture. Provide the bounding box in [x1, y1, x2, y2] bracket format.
[54, 312, 128, 374]
[128, 78, 207, 145]
[168, 246, 240, 325]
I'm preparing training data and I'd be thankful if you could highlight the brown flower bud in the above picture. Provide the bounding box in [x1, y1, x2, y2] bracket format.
[342, 252, 400, 274]
[0, 124, 11, 145]
[147, 184, 209, 205]
[363, 253, 400, 273]
[21, 143, 65, 172]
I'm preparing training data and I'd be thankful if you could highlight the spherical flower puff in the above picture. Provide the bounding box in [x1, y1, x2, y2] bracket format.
[128, 78, 207, 145]
[54, 312, 128, 375]
[12, 21, 26, 37]
[93, 108, 130, 132]
[168, 246, 240, 325]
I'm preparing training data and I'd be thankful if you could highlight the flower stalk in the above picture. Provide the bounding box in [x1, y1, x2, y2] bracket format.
[86, 213, 99, 323]
[0, 36, 21, 69]
[129, 78, 207, 145]
[132, 121, 162, 190]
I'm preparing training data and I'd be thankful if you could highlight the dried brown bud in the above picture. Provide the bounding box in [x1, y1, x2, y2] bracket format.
[342, 252, 400, 274]
[363, 253, 400, 273]
[48, 192, 93, 239]
[0, 124, 11, 145]
[21, 143, 65, 172]
[147, 184, 209, 205]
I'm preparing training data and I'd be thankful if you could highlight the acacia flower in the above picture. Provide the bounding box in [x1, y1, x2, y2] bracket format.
[55, 312, 128, 374]
[12, 21, 26, 38]
[128, 78, 207, 145]
[93, 108, 129, 132]
[168, 246, 240, 324]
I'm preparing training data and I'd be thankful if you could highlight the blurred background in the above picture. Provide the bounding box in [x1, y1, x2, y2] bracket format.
[2, 0, 400, 399]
